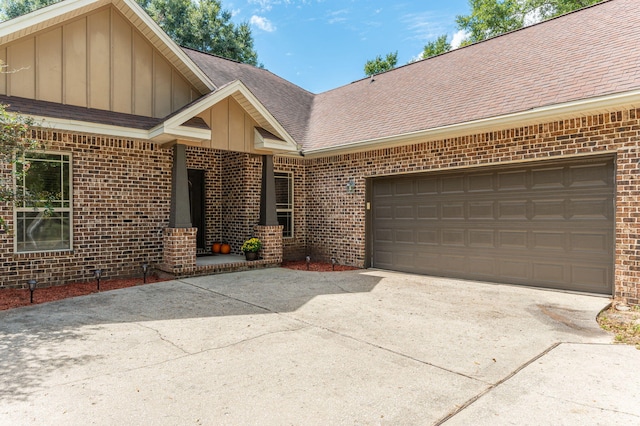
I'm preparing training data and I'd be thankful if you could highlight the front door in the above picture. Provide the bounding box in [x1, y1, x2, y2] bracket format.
[188, 169, 206, 253]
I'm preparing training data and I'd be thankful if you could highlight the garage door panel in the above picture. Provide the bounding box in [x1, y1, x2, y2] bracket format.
[469, 202, 495, 219]
[417, 230, 438, 245]
[568, 198, 611, 219]
[532, 262, 567, 284]
[498, 230, 528, 249]
[468, 173, 494, 192]
[499, 260, 530, 280]
[417, 204, 438, 220]
[532, 167, 565, 189]
[571, 232, 610, 254]
[532, 231, 567, 251]
[498, 170, 527, 190]
[569, 162, 611, 187]
[469, 230, 495, 248]
[442, 229, 465, 246]
[372, 157, 614, 294]
[498, 201, 529, 220]
[416, 178, 438, 194]
[395, 229, 415, 244]
[531, 199, 566, 220]
[442, 176, 464, 193]
[395, 205, 415, 219]
[442, 202, 465, 219]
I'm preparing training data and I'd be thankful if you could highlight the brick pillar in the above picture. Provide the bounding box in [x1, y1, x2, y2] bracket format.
[162, 227, 197, 274]
[254, 225, 283, 263]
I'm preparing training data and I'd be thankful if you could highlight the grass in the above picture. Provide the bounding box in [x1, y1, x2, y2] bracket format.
[597, 305, 640, 350]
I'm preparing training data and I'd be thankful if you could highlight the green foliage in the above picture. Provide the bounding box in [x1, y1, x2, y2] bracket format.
[456, 0, 604, 45]
[241, 237, 262, 253]
[0, 0, 259, 65]
[0, 101, 43, 232]
[0, 0, 56, 20]
[422, 34, 451, 59]
[364, 51, 398, 77]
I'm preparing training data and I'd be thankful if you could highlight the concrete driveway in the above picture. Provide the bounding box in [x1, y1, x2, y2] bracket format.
[1, 268, 638, 425]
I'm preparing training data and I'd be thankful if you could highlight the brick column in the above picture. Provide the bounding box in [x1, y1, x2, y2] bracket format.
[254, 225, 283, 263]
[162, 227, 197, 274]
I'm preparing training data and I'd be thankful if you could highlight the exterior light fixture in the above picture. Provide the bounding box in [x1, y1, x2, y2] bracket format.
[94, 269, 102, 291]
[346, 178, 356, 194]
[331, 257, 337, 271]
[142, 263, 149, 284]
[306, 255, 311, 271]
[27, 279, 37, 303]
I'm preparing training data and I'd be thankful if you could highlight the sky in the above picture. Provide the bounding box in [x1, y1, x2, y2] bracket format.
[229, 0, 472, 94]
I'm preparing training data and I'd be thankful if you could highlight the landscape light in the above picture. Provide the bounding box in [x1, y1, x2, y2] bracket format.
[27, 279, 37, 303]
[94, 269, 102, 291]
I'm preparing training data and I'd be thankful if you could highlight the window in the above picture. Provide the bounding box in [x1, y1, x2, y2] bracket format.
[15, 152, 72, 252]
[275, 171, 293, 238]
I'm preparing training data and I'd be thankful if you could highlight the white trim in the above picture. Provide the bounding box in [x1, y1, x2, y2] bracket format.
[303, 90, 640, 158]
[30, 116, 151, 139]
[14, 150, 73, 253]
[158, 80, 298, 151]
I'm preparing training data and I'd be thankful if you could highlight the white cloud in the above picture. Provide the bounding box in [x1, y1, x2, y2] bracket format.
[250, 15, 276, 32]
[450, 29, 469, 49]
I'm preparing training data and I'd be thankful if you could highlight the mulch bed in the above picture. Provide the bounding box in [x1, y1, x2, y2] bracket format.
[1, 262, 358, 312]
[281, 260, 359, 272]
[0, 275, 169, 311]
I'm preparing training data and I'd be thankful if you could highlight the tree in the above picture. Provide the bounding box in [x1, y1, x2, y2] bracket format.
[364, 51, 398, 77]
[422, 34, 451, 59]
[456, 0, 604, 45]
[0, 0, 259, 65]
[0, 102, 43, 233]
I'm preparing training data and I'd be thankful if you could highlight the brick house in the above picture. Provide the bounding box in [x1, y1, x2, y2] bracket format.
[0, 0, 639, 305]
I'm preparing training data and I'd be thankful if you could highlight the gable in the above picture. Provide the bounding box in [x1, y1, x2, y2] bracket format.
[0, 2, 206, 119]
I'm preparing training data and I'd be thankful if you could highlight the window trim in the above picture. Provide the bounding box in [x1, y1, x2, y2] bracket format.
[14, 150, 73, 253]
[274, 171, 294, 239]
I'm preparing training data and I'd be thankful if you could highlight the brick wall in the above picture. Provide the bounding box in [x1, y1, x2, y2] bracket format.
[0, 130, 172, 288]
[254, 225, 283, 262]
[220, 151, 262, 254]
[304, 109, 640, 304]
[162, 227, 197, 274]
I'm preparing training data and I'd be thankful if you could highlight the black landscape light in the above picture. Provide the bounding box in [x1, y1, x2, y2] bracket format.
[331, 257, 337, 271]
[306, 255, 311, 271]
[142, 263, 149, 284]
[94, 269, 102, 291]
[27, 279, 37, 304]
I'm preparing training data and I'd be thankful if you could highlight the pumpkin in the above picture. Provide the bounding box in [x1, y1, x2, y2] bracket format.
[220, 243, 231, 254]
[212, 242, 221, 254]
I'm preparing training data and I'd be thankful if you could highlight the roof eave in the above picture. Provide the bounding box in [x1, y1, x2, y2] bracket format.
[303, 89, 640, 158]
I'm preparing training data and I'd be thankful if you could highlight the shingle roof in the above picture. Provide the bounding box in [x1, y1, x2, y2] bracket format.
[0, 94, 163, 129]
[182, 47, 315, 144]
[304, 0, 640, 150]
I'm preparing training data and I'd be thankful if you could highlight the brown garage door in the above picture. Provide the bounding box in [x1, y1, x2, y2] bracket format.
[371, 157, 614, 294]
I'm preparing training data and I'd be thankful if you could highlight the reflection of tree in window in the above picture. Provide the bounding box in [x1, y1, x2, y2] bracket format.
[15, 153, 71, 252]
[275, 172, 293, 238]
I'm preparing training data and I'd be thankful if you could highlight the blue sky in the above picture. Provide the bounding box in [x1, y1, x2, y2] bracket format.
[229, 0, 472, 94]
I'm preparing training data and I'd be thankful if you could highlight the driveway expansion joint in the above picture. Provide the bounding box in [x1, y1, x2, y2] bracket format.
[435, 342, 563, 425]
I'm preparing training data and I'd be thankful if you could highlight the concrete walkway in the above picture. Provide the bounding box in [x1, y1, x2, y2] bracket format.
[0, 268, 638, 425]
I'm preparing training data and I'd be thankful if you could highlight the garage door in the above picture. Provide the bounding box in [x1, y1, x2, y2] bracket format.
[371, 157, 614, 294]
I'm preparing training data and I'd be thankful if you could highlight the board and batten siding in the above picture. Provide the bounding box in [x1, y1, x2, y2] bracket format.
[0, 6, 199, 118]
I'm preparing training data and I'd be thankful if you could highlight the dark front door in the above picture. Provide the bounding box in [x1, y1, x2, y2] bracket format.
[188, 169, 206, 252]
